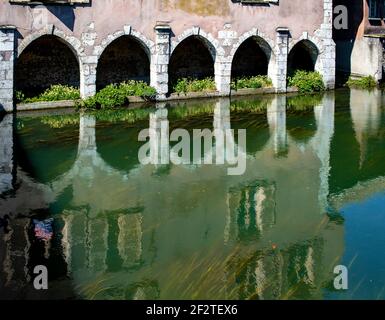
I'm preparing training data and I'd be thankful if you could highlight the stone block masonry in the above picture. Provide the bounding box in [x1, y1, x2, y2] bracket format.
[0, 27, 16, 113]
[0, 0, 337, 111]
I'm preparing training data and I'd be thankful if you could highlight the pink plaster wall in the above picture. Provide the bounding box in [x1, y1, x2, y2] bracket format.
[0, 0, 325, 47]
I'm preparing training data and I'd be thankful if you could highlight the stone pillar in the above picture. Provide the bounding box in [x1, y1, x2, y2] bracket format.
[0, 26, 16, 113]
[267, 95, 287, 156]
[0, 114, 14, 194]
[151, 24, 171, 99]
[319, 0, 336, 89]
[80, 56, 97, 99]
[215, 57, 232, 96]
[274, 28, 289, 93]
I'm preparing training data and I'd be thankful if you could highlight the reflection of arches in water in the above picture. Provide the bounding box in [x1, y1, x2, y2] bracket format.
[15, 118, 78, 184]
[16, 35, 80, 97]
[225, 181, 276, 244]
[286, 112, 318, 144]
[96, 36, 151, 90]
[96, 122, 144, 173]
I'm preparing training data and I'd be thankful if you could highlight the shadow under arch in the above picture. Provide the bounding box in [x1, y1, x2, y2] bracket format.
[288, 39, 319, 77]
[169, 35, 216, 94]
[15, 35, 80, 98]
[231, 36, 272, 80]
[96, 35, 151, 90]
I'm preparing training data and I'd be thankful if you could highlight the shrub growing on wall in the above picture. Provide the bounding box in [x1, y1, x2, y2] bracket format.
[288, 70, 325, 93]
[347, 76, 377, 90]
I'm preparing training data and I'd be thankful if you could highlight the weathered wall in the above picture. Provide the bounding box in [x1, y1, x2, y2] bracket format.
[0, 0, 324, 46]
[334, 0, 385, 81]
[0, 0, 335, 111]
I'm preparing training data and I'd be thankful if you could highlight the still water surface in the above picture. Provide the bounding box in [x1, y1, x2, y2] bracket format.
[1, 89, 385, 300]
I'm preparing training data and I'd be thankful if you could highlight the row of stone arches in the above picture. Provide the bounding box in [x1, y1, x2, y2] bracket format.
[15, 29, 322, 98]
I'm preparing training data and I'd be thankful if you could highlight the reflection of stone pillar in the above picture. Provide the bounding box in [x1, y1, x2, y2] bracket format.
[0, 26, 16, 112]
[2, 218, 31, 290]
[274, 28, 289, 93]
[64, 210, 87, 273]
[267, 95, 287, 156]
[117, 213, 143, 268]
[78, 114, 96, 154]
[88, 217, 108, 272]
[149, 108, 169, 165]
[213, 98, 231, 131]
[0, 114, 14, 194]
[151, 24, 171, 98]
[312, 92, 335, 213]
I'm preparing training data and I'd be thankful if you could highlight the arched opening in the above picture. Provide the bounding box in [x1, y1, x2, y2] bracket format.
[169, 36, 215, 93]
[96, 36, 150, 90]
[15, 35, 80, 98]
[288, 40, 319, 77]
[231, 37, 270, 80]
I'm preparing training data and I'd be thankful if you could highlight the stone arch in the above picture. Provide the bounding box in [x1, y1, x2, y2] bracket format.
[170, 27, 221, 59]
[18, 25, 84, 59]
[94, 28, 154, 90]
[288, 38, 322, 77]
[230, 29, 276, 83]
[16, 26, 84, 98]
[94, 28, 154, 60]
[230, 36, 274, 80]
[169, 28, 220, 93]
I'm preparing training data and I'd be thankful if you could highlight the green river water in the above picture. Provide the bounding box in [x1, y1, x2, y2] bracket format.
[1, 88, 385, 300]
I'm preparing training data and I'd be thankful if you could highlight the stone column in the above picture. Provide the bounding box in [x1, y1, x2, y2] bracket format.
[319, 0, 336, 89]
[274, 28, 289, 93]
[0, 114, 14, 194]
[151, 24, 171, 99]
[0, 26, 16, 113]
[215, 57, 232, 96]
[80, 56, 97, 99]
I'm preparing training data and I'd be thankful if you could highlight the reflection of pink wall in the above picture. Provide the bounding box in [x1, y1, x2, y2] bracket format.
[1, 0, 324, 47]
